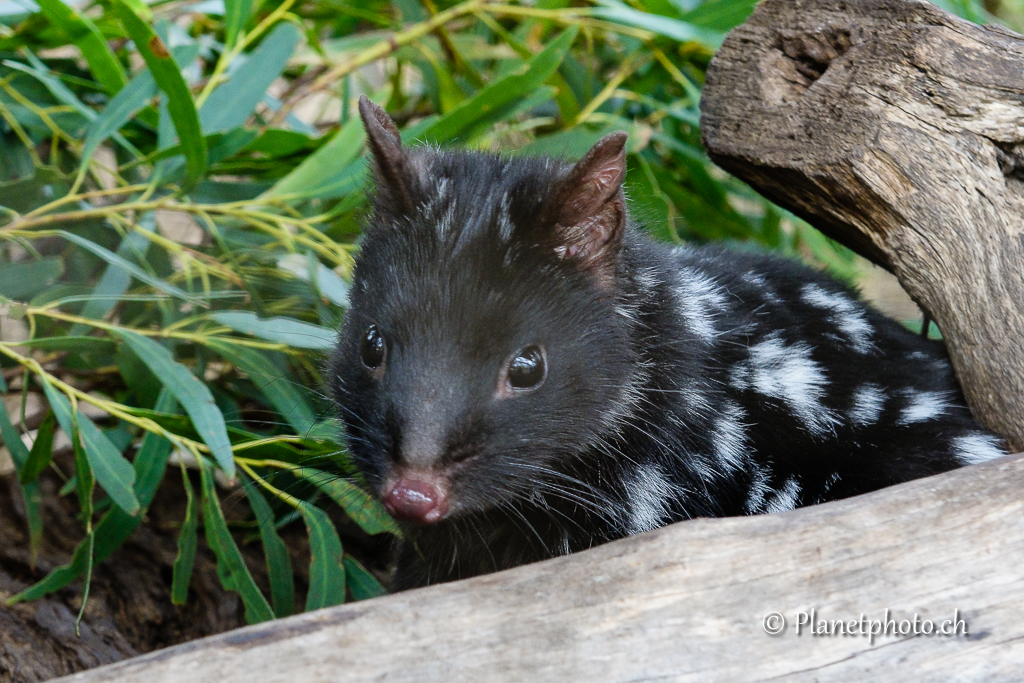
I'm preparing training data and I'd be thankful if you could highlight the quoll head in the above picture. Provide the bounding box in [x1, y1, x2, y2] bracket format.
[330, 96, 637, 525]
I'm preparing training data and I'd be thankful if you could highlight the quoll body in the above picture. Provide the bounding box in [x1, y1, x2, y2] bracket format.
[331, 97, 1007, 590]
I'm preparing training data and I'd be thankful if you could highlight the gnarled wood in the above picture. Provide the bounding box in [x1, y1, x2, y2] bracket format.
[58, 452, 1024, 682]
[700, 0, 1024, 450]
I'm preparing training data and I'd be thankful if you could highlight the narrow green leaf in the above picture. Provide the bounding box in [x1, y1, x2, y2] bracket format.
[224, 0, 254, 47]
[57, 230, 202, 305]
[0, 395, 29, 471]
[277, 253, 350, 308]
[298, 501, 346, 611]
[70, 215, 156, 335]
[114, 330, 234, 478]
[9, 392, 177, 604]
[200, 23, 299, 133]
[114, 0, 207, 189]
[0, 397, 43, 567]
[72, 415, 95, 523]
[171, 465, 198, 605]
[296, 467, 400, 536]
[263, 115, 365, 199]
[81, 71, 157, 167]
[200, 462, 274, 624]
[18, 410, 55, 485]
[243, 478, 295, 618]
[36, 0, 128, 94]
[41, 381, 140, 516]
[0, 257, 62, 301]
[592, 0, 723, 49]
[205, 339, 318, 435]
[211, 311, 336, 350]
[418, 27, 577, 145]
[343, 555, 386, 601]
[79, 44, 199, 171]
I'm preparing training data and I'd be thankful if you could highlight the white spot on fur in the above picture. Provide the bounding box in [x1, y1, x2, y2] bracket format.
[625, 463, 676, 534]
[743, 272, 779, 304]
[801, 284, 874, 353]
[898, 390, 952, 424]
[849, 384, 886, 426]
[745, 465, 772, 514]
[497, 192, 513, 242]
[823, 472, 840, 492]
[635, 266, 660, 294]
[729, 362, 751, 391]
[954, 433, 1006, 465]
[675, 269, 729, 343]
[713, 401, 748, 472]
[744, 334, 838, 436]
[766, 477, 801, 513]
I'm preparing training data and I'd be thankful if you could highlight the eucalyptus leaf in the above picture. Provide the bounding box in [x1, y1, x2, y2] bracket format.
[210, 311, 336, 350]
[200, 461, 274, 624]
[41, 380, 140, 516]
[296, 467, 399, 536]
[298, 501, 346, 611]
[114, 330, 234, 477]
[243, 478, 295, 618]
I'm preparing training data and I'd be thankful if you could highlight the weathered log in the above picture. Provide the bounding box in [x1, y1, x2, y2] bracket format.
[57, 451, 1024, 682]
[700, 0, 1024, 450]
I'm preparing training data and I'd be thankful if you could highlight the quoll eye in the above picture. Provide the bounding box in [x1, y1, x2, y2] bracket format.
[507, 346, 546, 391]
[360, 325, 386, 370]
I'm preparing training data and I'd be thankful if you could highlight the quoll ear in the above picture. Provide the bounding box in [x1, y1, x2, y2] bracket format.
[358, 95, 413, 211]
[548, 132, 629, 288]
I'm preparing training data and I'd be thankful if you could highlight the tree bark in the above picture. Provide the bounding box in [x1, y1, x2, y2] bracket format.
[700, 0, 1024, 450]
[55, 452, 1024, 682]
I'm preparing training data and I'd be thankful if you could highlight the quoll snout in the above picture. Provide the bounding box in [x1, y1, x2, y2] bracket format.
[382, 473, 450, 524]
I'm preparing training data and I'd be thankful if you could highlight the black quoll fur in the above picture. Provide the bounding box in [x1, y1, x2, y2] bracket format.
[331, 97, 1007, 590]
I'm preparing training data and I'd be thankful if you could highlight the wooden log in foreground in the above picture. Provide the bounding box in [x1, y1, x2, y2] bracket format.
[701, 0, 1024, 450]
[59, 452, 1024, 682]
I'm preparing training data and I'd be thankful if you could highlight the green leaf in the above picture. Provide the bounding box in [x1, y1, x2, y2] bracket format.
[277, 253, 350, 308]
[41, 380, 140, 516]
[70, 213, 156, 335]
[263, 115, 365, 199]
[296, 467, 400, 536]
[298, 501, 346, 611]
[72, 414, 95, 522]
[200, 461, 274, 624]
[9, 391, 177, 604]
[80, 70, 158, 168]
[171, 464, 198, 605]
[0, 257, 62, 300]
[57, 230, 202, 305]
[343, 555, 386, 601]
[205, 339, 318, 435]
[200, 23, 299, 133]
[224, 0, 254, 48]
[35, 0, 128, 95]
[18, 409, 54, 485]
[114, 0, 207, 189]
[210, 311, 336, 350]
[592, 0, 723, 48]
[79, 44, 200, 171]
[243, 478, 295, 618]
[0, 396, 43, 567]
[114, 330, 234, 478]
[417, 27, 577, 145]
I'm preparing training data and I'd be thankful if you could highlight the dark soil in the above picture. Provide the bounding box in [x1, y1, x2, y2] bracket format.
[0, 455, 393, 682]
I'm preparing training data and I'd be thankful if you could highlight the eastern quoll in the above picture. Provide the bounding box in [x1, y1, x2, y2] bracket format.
[330, 96, 1008, 590]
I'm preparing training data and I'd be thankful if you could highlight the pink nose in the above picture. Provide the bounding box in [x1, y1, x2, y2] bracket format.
[383, 478, 449, 524]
